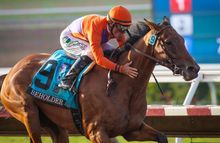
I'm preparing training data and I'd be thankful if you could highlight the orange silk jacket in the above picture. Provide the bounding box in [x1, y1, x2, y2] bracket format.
[70, 14, 125, 71]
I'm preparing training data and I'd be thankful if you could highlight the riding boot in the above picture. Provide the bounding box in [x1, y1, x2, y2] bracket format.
[59, 55, 92, 91]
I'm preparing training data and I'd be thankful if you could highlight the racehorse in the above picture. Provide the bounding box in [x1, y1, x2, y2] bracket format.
[0, 17, 199, 143]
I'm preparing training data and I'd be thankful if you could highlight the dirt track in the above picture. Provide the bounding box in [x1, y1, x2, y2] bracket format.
[0, 28, 62, 66]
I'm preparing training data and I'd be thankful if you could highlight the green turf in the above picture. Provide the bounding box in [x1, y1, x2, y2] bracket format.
[0, 136, 220, 143]
[0, 0, 216, 142]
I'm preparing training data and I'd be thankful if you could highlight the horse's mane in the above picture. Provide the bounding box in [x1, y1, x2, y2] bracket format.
[126, 21, 150, 46]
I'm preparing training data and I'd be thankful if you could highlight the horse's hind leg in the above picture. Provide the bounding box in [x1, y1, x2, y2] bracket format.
[42, 124, 69, 143]
[40, 111, 69, 143]
[122, 122, 168, 143]
[23, 102, 42, 143]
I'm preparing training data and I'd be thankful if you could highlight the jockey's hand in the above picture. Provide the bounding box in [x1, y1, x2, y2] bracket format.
[121, 61, 138, 78]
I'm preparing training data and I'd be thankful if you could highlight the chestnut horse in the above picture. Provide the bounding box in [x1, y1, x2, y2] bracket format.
[0, 17, 199, 143]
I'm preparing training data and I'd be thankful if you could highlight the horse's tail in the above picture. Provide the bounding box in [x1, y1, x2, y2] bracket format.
[0, 74, 7, 101]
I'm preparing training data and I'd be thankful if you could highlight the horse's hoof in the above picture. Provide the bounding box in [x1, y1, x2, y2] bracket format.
[157, 133, 168, 143]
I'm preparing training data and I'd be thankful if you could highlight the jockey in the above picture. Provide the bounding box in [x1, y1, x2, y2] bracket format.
[59, 5, 138, 90]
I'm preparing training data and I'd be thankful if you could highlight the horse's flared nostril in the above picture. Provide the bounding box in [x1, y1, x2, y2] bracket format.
[187, 65, 200, 73]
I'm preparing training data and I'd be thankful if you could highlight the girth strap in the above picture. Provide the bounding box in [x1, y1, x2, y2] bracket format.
[71, 109, 84, 135]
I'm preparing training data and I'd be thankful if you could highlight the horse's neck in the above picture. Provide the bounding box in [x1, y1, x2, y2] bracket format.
[118, 38, 156, 92]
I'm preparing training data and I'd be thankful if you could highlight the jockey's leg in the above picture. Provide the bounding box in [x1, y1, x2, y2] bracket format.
[122, 122, 168, 143]
[60, 28, 92, 91]
[59, 55, 92, 90]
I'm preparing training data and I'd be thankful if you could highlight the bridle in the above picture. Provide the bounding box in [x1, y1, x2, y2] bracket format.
[107, 24, 180, 96]
[127, 25, 181, 75]
[125, 24, 181, 97]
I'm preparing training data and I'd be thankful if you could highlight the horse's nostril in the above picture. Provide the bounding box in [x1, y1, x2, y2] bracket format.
[187, 66, 199, 73]
[187, 66, 193, 71]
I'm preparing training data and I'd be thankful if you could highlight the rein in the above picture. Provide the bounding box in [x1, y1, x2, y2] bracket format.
[125, 25, 173, 97]
[127, 43, 170, 67]
[127, 42, 165, 96]
[106, 25, 176, 96]
[127, 25, 180, 73]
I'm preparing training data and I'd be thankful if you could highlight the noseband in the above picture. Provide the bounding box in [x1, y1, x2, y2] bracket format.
[127, 25, 180, 74]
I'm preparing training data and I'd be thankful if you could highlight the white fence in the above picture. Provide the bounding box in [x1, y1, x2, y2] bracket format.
[3, 65, 219, 105]
[1, 64, 219, 106]
[1, 64, 220, 104]
[151, 64, 220, 104]
[1, 64, 220, 83]
[151, 64, 220, 83]
[0, 68, 10, 75]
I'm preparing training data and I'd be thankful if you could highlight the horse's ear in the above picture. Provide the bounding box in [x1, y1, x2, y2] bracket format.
[144, 18, 159, 30]
[162, 16, 170, 25]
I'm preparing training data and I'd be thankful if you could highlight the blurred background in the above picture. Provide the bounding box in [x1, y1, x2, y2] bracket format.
[0, 0, 220, 105]
[0, 0, 150, 67]
[1, 0, 220, 143]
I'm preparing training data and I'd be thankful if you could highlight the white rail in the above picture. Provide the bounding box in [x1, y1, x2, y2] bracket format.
[151, 64, 220, 83]
[1, 64, 220, 81]
[0, 68, 10, 75]
[1, 65, 219, 105]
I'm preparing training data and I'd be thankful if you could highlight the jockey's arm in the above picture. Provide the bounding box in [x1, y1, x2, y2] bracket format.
[87, 22, 138, 78]
[90, 41, 138, 78]
[87, 22, 120, 72]
[90, 41, 120, 72]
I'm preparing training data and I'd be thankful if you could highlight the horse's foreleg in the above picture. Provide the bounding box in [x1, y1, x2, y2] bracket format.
[122, 122, 168, 143]
[42, 126, 68, 143]
[88, 128, 112, 143]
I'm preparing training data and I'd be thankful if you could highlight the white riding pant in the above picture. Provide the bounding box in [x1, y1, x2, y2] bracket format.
[60, 28, 117, 60]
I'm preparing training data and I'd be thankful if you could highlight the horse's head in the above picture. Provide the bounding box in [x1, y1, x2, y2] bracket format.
[144, 17, 200, 81]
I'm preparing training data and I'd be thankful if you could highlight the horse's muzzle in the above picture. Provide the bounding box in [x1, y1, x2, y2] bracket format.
[182, 65, 200, 81]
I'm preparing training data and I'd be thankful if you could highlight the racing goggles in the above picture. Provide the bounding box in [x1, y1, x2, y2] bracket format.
[115, 24, 129, 33]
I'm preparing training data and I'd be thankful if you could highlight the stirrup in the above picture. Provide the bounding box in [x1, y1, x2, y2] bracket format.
[70, 86, 77, 94]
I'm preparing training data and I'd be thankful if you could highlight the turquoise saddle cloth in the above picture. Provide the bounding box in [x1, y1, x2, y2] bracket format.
[27, 49, 86, 109]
